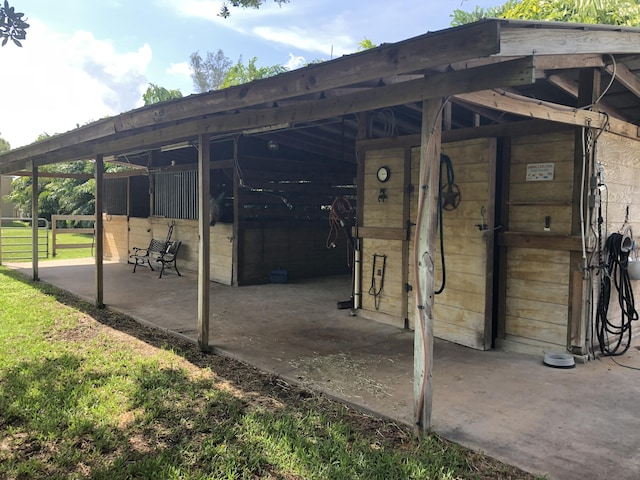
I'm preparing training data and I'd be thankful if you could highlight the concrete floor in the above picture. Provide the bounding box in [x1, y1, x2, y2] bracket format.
[5, 259, 640, 480]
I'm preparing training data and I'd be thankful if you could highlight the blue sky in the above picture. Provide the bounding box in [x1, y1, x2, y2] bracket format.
[1, 0, 502, 149]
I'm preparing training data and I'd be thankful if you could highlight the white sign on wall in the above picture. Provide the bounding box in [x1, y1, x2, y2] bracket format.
[525, 162, 555, 182]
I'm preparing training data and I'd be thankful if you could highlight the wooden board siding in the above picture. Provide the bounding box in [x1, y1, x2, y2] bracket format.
[361, 237, 404, 323]
[502, 247, 570, 351]
[500, 131, 575, 354]
[357, 138, 494, 346]
[360, 148, 407, 327]
[508, 131, 574, 233]
[595, 132, 640, 335]
[238, 222, 350, 285]
[128, 217, 152, 254]
[102, 215, 128, 260]
[408, 139, 494, 349]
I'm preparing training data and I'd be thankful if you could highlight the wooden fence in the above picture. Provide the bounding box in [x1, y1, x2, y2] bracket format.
[51, 215, 95, 256]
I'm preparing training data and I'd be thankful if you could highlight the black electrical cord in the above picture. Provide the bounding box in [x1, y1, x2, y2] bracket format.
[435, 154, 455, 295]
[595, 233, 638, 356]
[368, 253, 386, 310]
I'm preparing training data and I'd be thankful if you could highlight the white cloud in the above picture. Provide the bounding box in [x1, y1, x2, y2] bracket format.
[167, 61, 193, 80]
[0, 19, 152, 149]
[170, 0, 292, 22]
[253, 25, 353, 57]
[284, 53, 305, 71]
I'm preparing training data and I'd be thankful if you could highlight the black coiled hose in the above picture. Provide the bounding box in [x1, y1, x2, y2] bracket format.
[595, 233, 639, 356]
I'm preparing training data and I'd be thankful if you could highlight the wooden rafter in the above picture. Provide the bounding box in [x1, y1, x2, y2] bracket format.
[546, 73, 625, 120]
[605, 62, 640, 98]
[454, 89, 639, 139]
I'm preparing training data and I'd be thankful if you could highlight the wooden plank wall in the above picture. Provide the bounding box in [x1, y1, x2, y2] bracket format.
[594, 132, 640, 341]
[500, 130, 574, 354]
[128, 217, 152, 253]
[360, 148, 406, 326]
[408, 139, 492, 349]
[102, 214, 128, 260]
[238, 222, 350, 285]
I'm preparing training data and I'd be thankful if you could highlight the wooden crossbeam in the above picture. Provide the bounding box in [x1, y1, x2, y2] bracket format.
[605, 62, 640, 98]
[84, 57, 537, 161]
[546, 73, 625, 120]
[454, 89, 639, 139]
[499, 27, 640, 56]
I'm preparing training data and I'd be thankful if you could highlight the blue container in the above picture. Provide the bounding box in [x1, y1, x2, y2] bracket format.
[270, 268, 288, 284]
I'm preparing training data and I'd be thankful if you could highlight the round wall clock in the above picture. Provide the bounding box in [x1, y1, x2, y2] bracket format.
[376, 166, 391, 183]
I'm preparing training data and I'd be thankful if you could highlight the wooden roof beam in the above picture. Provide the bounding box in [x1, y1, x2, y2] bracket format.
[0, 56, 535, 174]
[454, 89, 639, 139]
[499, 26, 640, 56]
[443, 54, 605, 77]
[44, 57, 538, 166]
[546, 73, 626, 120]
[605, 61, 640, 98]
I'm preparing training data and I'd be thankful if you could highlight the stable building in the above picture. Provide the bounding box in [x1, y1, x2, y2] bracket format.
[2, 19, 640, 430]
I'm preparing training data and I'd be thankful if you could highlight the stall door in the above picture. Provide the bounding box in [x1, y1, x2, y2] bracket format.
[408, 138, 497, 350]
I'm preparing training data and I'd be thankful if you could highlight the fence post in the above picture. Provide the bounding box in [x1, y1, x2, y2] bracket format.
[0, 178, 3, 266]
[31, 163, 39, 281]
[52, 215, 57, 256]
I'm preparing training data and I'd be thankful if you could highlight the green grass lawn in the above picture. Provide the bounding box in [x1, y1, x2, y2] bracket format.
[0, 267, 542, 480]
[1, 223, 94, 261]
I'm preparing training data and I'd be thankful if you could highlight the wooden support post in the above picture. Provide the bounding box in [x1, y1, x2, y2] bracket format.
[401, 146, 412, 327]
[569, 68, 601, 354]
[31, 162, 39, 281]
[232, 137, 240, 286]
[95, 154, 104, 308]
[483, 139, 498, 350]
[0, 175, 3, 265]
[353, 112, 371, 310]
[496, 138, 512, 343]
[198, 133, 211, 351]
[413, 98, 443, 435]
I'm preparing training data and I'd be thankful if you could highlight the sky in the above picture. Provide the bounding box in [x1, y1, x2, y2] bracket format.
[0, 0, 502, 149]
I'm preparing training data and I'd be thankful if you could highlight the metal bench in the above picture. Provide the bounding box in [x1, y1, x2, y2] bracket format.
[129, 223, 176, 275]
[129, 238, 167, 273]
[157, 241, 182, 279]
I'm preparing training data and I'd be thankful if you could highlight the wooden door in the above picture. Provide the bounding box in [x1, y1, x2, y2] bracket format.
[409, 138, 497, 350]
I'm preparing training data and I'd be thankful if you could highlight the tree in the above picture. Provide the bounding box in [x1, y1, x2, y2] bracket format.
[221, 56, 287, 88]
[142, 83, 183, 105]
[189, 50, 286, 91]
[8, 160, 96, 222]
[0, 137, 9, 153]
[7, 132, 124, 222]
[451, 0, 640, 26]
[0, 0, 28, 47]
[219, 0, 289, 18]
[190, 49, 233, 93]
[357, 38, 376, 51]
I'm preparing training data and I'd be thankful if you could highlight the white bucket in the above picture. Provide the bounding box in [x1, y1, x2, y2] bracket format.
[628, 259, 640, 281]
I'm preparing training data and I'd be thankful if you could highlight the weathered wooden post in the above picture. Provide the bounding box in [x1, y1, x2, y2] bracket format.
[198, 133, 211, 351]
[413, 98, 443, 435]
[31, 161, 39, 281]
[95, 153, 104, 308]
